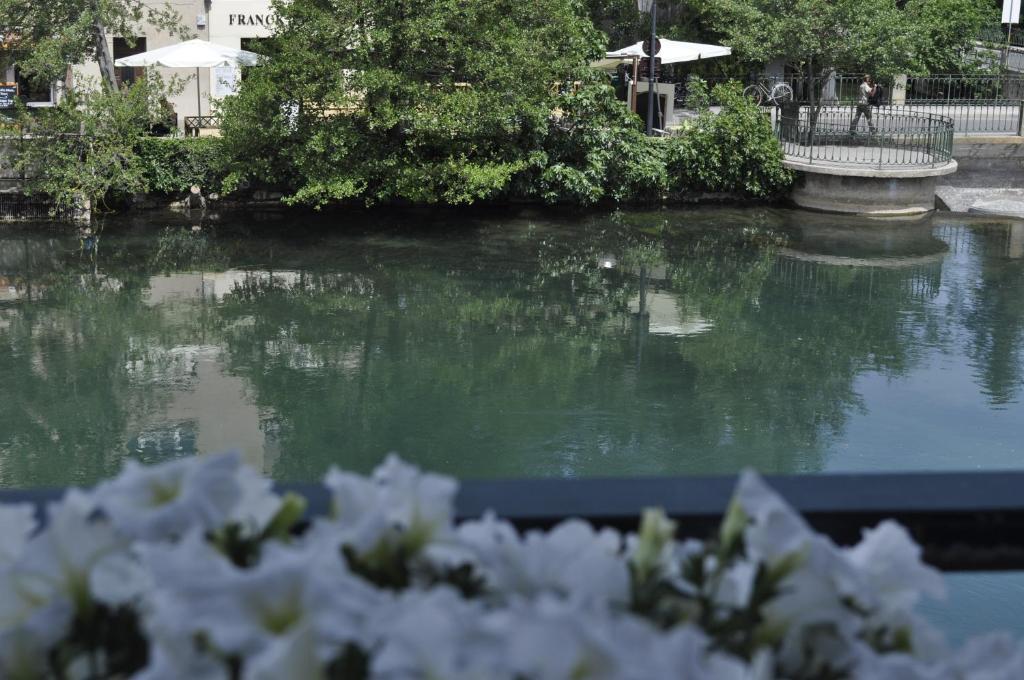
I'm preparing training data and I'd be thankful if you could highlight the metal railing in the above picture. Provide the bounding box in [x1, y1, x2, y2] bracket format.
[776, 106, 954, 167]
[821, 75, 1024, 104]
[5, 470, 1024, 571]
[804, 74, 1024, 104]
[769, 100, 1023, 138]
[184, 115, 222, 136]
[698, 74, 1024, 104]
[889, 99, 1024, 135]
[978, 24, 1024, 49]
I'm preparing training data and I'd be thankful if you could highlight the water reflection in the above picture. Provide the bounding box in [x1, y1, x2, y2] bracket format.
[0, 211, 1023, 486]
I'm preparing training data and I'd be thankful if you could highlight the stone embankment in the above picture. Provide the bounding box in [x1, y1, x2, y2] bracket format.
[936, 137, 1024, 216]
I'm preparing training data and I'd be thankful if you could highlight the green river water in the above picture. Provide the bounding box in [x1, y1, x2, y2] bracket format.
[1, 207, 1023, 640]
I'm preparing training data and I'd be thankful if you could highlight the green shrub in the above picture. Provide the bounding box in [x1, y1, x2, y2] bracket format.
[526, 83, 669, 206]
[666, 82, 793, 198]
[683, 75, 711, 111]
[136, 137, 228, 196]
[526, 80, 790, 205]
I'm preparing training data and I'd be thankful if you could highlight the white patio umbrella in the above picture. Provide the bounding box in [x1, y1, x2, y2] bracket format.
[604, 39, 731, 65]
[114, 39, 263, 117]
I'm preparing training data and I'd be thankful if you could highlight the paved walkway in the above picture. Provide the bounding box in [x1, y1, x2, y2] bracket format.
[935, 186, 1024, 216]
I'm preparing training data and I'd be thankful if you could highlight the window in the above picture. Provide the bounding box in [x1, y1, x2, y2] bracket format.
[13, 67, 53, 103]
[240, 38, 269, 54]
[113, 37, 147, 88]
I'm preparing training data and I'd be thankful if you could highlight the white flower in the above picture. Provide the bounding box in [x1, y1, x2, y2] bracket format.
[733, 469, 815, 564]
[446, 514, 629, 606]
[232, 464, 284, 532]
[142, 539, 383, 666]
[845, 520, 945, 616]
[370, 587, 507, 680]
[711, 558, 758, 610]
[133, 631, 229, 680]
[496, 596, 665, 680]
[244, 624, 325, 680]
[848, 642, 952, 680]
[321, 454, 457, 557]
[651, 626, 764, 680]
[89, 548, 153, 607]
[93, 451, 279, 541]
[0, 504, 36, 567]
[952, 633, 1024, 680]
[731, 471, 869, 674]
[763, 535, 865, 675]
[0, 492, 120, 640]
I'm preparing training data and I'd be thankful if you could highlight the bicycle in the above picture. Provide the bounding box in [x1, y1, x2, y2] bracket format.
[742, 80, 794, 107]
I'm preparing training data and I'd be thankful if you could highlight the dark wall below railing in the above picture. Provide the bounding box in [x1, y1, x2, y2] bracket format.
[4, 471, 1024, 572]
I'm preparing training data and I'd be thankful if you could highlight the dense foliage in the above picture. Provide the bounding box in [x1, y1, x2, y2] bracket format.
[667, 83, 791, 198]
[0, 0, 189, 89]
[220, 0, 607, 207]
[525, 82, 670, 205]
[137, 137, 228, 196]
[11, 80, 158, 212]
[532, 81, 791, 205]
[10, 79, 228, 212]
[1, 451, 1022, 678]
[695, 0, 997, 83]
[219, 0, 788, 208]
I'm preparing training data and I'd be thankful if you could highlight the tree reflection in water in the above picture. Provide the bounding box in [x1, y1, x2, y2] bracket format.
[0, 211, 1022, 487]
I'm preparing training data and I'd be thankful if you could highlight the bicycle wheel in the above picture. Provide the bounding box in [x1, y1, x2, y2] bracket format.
[742, 85, 764, 106]
[770, 83, 794, 105]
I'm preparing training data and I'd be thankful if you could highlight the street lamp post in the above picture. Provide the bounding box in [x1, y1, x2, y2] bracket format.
[637, 0, 657, 136]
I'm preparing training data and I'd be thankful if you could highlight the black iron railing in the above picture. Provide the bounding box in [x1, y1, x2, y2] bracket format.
[184, 115, 222, 136]
[775, 106, 954, 167]
[5, 471, 1024, 571]
[778, 101, 1020, 136]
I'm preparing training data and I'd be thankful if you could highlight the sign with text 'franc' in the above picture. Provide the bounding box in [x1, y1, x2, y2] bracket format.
[1004, 0, 1021, 25]
[210, 0, 279, 38]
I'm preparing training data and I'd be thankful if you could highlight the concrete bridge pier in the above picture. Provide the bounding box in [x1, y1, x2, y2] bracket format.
[784, 158, 959, 216]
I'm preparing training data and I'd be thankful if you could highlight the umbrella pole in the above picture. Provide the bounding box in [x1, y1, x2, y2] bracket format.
[196, 67, 201, 119]
[631, 57, 639, 114]
[646, 3, 657, 135]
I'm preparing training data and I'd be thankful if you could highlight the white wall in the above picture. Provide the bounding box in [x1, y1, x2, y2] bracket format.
[70, 0, 277, 128]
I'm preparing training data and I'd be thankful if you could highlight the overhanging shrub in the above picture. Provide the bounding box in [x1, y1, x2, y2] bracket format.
[666, 83, 794, 198]
[136, 136, 228, 196]
[523, 81, 791, 206]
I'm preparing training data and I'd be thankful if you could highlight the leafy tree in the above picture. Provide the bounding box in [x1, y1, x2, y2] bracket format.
[696, 0, 909, 104]
[584, 0, 645, 50]
[667, 82, 792, 198]
[903, 0, 999, 75]
[695, 0, 996, 105]
[0, 0, 189, 90]
[12, 78, 165, 213]
[219, 0, 607, 207]
[525, 81, 669, 205]
[585, 0, 731, 77]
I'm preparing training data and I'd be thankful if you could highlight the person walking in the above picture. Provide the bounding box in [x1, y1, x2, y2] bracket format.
[850, 74, 877, 136]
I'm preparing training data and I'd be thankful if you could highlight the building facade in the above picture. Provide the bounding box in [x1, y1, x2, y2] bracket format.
[60, 0, 278, 128]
